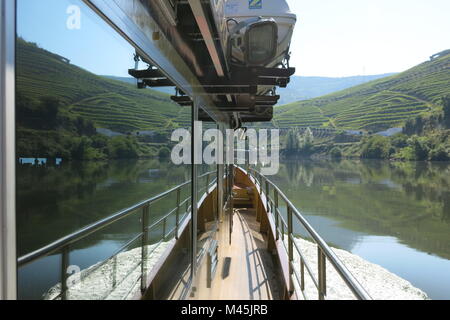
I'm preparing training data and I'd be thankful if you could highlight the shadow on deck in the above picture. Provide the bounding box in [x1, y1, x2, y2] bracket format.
[196, 209, 281, 300]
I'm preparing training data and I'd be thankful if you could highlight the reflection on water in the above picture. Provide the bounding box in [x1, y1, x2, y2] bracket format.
[272, 159, 450, 300]
[17, 159, 450, 299]
[17, 159, 191, 299]
[17, 159, 190, 256]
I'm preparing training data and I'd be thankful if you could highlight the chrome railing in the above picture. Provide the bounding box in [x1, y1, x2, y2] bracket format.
[18, 170, 218, 300]
[248, 168, 372, 300]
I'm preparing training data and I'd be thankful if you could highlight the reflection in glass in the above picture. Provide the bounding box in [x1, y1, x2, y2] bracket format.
[16, 0, 192, 299]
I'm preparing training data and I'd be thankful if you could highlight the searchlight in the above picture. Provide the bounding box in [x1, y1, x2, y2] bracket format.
[229, 17, 278, 66]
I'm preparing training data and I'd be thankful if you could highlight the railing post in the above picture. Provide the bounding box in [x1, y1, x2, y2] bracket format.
[141, 204, 149, 293]
[162, 217, 166, 240]
[274, 190, 279, 240]
[318, 247, 327, 300]
[186, 183, 190, 216]
[206, 173, 210, 195]
[176, 188, 181, 240]
[265, 180, 269, 212]
[287, 206, 294, 294]
[112, 256, 117, 289]
[300, 258, 305, 292]
[61, 246, 69, 300]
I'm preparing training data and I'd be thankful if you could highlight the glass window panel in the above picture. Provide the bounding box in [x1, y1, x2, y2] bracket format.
[16, 0, 192, 300]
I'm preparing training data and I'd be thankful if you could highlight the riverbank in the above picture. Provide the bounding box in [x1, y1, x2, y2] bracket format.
[282, 128, 450, 162]
[291, 238, 429, 300]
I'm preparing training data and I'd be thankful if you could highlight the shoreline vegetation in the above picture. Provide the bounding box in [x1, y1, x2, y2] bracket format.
[281, 96, 450, 162]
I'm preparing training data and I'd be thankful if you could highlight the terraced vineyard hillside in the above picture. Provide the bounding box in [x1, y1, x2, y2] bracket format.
[275, 51, 450, 132]
[17, 38, 189, 133]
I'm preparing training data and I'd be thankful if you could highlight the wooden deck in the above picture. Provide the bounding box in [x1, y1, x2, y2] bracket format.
[196, 209, 281, 300]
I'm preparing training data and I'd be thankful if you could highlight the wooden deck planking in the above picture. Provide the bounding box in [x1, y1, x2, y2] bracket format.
[196, 209, 281, 300]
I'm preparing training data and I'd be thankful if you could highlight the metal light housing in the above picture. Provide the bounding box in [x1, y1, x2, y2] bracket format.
[229, 17, 278, 66]
[245, 19, 278, 66]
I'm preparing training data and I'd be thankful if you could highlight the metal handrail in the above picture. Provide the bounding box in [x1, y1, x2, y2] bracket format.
[18, 170, 215, 267]
[248, 168, 372, 300]
[18, 170, 218, 300]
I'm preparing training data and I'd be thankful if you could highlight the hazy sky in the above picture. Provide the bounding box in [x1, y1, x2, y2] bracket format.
[18, 0, 450, 78]
[286, 0, 450, 77]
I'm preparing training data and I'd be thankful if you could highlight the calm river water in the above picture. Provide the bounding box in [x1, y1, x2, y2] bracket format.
[17, 159, 450, 299]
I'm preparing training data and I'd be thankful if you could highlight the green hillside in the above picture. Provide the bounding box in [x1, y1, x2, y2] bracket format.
[276, 73, 396, 105]
[275, 51, 450, 132]
[16, 38, 190, 133]
[16, 38, 192, 160]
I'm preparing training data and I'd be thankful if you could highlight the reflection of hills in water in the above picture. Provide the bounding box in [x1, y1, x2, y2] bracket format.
[273, 160, 450, 260]
[16, 159, 189, 256]
[300, 214, 367, 251]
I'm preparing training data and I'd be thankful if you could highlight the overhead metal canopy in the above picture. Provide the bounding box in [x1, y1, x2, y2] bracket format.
[84, 0, 295, 124]
[83, 0, 228, 123]
[187, 0, 227, 77]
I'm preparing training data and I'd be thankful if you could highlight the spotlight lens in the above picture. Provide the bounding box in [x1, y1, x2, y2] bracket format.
[247, 22, 277, 65]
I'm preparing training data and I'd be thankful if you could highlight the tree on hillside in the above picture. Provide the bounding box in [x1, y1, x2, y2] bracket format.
[75, 116, 96, 136]
[16, 94, 61, 130]
[360, 136, 392, 159]
[403, 118, 415, 135]
[39, 96, 60, 129]
[404, 115, 425, 135]
[429, 146, 450, 161]
[415, 116, 424, 135]
[443, 96, 450, 129]
[70, 136, 92, 160]
[285, 129, 299, 154]
[158, 147, 171, 159]
[300, 127, 314, 153]
[107, 136, 139, 159]
[330, 147, 343, 159]
[303, 127, 314, 146]
[409, 136, 430, 161]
